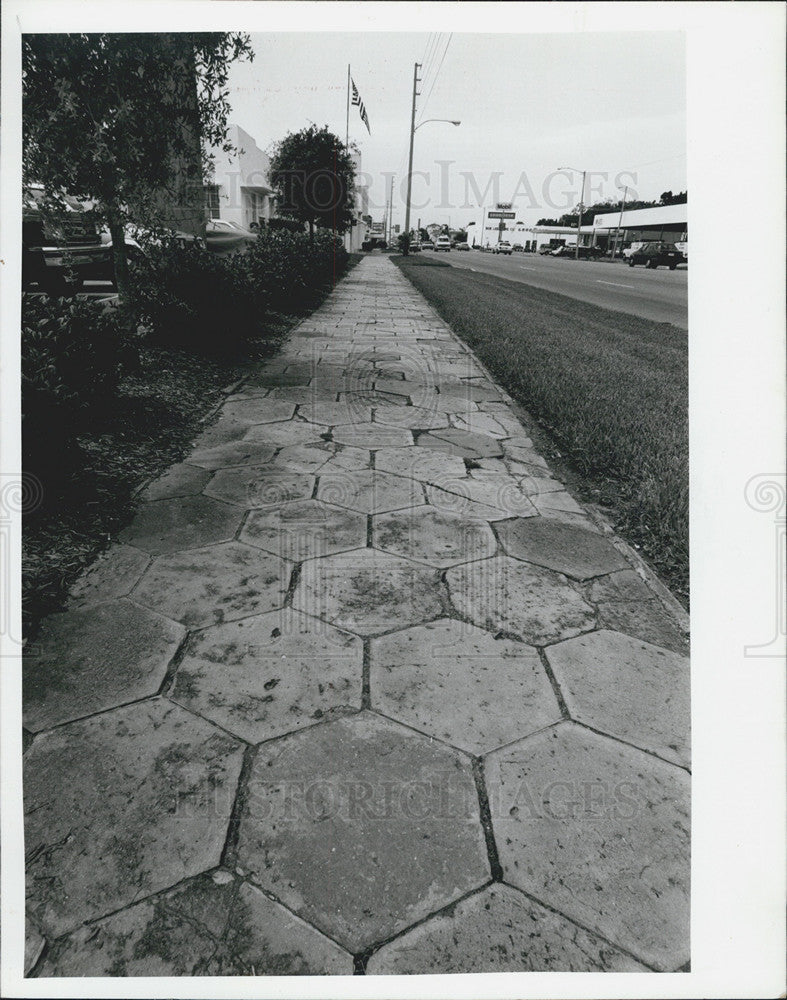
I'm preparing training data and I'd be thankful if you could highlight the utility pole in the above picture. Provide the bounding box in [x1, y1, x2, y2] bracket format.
[402, 62, 421, 255]
[388, 175, 394, 246]
[575, 170, 586, 260]
[610, 185, 628, 259]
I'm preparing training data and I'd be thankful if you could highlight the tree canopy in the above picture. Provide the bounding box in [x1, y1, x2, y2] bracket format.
[269, 125, 357, 238]
[537, 191, 687, 227]
[23, 32, 253, 304]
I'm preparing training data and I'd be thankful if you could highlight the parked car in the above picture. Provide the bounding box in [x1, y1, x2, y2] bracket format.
[627, 241, 683, 269]
[575, 245, 605, 260]
[23, 185, 112, 295]
[494, 241, 513, 255]
[434, 236, 452, 252]
[551, 244, 572, 256]
[621, 241, 645, 260]
[205, 218, 257, 255]
[539, 243, 557, 255]
[455, 242, 470, 251]
[512, 244, 524, 252]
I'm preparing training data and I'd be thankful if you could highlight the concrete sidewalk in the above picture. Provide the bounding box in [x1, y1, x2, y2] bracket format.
[23, 255, 689, 977]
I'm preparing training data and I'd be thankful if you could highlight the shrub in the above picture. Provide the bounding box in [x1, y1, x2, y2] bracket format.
[131, 228, 348, 355]
[22, 294, 141, 492]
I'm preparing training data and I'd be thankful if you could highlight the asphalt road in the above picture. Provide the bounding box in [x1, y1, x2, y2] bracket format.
[434, 250, 688, 328]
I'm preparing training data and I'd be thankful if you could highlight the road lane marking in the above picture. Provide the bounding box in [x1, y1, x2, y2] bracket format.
[520, 266, 537, 271]
[597, 280, 635, 289]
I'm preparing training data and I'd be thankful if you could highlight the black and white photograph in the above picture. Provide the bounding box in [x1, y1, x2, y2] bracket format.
[1, 2, 784, 998]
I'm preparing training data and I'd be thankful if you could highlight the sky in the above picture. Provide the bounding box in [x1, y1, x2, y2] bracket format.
[225, 30, 686, 230]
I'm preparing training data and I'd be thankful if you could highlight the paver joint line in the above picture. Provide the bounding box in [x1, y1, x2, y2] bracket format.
[24, 255, 689, 977]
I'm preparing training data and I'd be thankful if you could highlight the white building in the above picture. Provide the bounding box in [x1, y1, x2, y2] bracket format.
[591, 203, 688, 249]
[207, 124, 276, 230]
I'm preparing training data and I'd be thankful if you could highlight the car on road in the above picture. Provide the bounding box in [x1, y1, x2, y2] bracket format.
[621, 241, 645, 260]
[23, 185, 113, 295]
[205, 218, 257, 255]
[494, 241, 513, 255]
[434, 236, 452, 252]
[420, 240, 435, 251]
[627, 241, 684, 269]
[455, 242, 470, 251]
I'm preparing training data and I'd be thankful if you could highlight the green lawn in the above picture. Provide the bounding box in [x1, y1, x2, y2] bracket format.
[394, 254, 688, 603]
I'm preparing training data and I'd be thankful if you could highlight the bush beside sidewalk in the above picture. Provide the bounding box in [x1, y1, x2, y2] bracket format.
[21, 235, 358, 639]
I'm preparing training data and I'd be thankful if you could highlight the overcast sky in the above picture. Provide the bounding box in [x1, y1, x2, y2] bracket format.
[226, 30, 685, 230]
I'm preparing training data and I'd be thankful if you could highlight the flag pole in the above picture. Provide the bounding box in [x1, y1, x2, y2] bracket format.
[345, 64, 350, 151]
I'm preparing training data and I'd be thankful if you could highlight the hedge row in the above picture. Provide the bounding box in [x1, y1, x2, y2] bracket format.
[22, 227, 349, 495]
[132, 228, 347, 354]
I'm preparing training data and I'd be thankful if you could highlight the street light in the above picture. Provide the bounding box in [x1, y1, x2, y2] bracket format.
[558, 166, 586, 260]
[403, 63, 460, 256]
[610, 184, 629, 260]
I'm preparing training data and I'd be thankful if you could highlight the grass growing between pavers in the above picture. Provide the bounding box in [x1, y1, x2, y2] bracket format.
[23, 256, 362, 640]
[393, 254, 688, 604]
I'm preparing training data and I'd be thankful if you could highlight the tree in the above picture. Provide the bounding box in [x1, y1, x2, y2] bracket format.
[23, 32, 253, 310]
[269, 125, 357, 241]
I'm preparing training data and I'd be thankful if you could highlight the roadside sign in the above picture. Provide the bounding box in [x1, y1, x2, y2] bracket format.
[487, 211, 515, 219]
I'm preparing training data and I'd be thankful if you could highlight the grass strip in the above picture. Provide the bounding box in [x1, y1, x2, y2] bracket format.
[393, 254, 688, 604]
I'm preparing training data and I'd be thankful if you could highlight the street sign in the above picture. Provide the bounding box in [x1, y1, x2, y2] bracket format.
[487, 211, 515, 219]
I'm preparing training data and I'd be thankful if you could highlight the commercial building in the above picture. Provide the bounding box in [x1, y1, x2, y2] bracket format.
[591, 203, 688, 251]
[206, 124, 277, 230]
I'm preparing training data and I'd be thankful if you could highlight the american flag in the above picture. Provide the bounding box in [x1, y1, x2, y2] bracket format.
[351, 78, 371, 134]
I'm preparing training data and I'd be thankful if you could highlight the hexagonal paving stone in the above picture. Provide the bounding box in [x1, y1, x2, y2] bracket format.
[204, 468, 314, 509]
[220, 399, 296, 424]
[485, 723, 690, 971]
[243, 420, 328, 448]
[330, 423, 414, 449]
[293, 548, 442, 635]
[316, 444, 372, 474]
[119, 496, 243, 554]
[450, 412, 510, 438]
[546, 629, 690, 767]
[39, 873, 353, 976]
[67, 544, 150, 609]
[425, 475, 537, 518]
[141, 463, 212, 501]
[424, 485, 512, 522]
[25, 699, 244, 938]
[171, 610, 362, 742]
[447, 556, 595, 644]
[297, 400, 372, 426]
[371, 620, 560, 754]
[236, 712, 489, 952]
[597, 599, 689, 655]
[24, 601, 184, 733]
[186, 440, 277, 471]
[240, 499, 367, 561]
[316, 469, 422, 514]
[496, 517, 627, 579]
[372, 507, 496, 568]
[373, 404, 450, 431]
[366, 883, 647, 973]
[418, 427, 504, 459]
[267, 441, 337, 473]
[374, 445, 466, 483]
[133, 542, 289, 628]
[585, 569, 654, 603]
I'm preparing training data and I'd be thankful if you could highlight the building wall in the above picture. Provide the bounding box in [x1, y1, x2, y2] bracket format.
[209, 124, 275, 229]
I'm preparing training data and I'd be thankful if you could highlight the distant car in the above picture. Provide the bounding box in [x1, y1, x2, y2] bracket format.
[551, 245, 571, 256]
[455, 242, 470, 251]
[621, 241, 645, 260]
[23, 185, 112, 295]
[409, 241, 421, 252]
[494, 241, 513, 255]
[674, 241, 688, 263]
[627, 241, 683, 269]
[205, 218, 257, 255]
[434, 236, 452, 252]
[512, 244, 524, 252]
[539, 244, 556, 255]
[420, 240, 435, 251]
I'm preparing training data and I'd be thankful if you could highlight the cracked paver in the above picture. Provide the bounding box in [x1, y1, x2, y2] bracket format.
[486, 723, 690, 970]
[24, 254, 689, 976]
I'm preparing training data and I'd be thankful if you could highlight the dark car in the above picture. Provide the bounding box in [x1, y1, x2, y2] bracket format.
[205, 218, 257, 255]
[23, 186, 112, 295]
[628, 241, 683, 269]
[455, 242, 470, 251]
